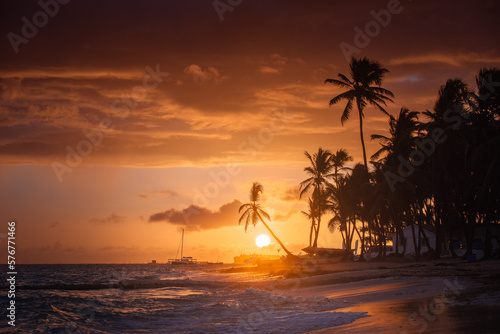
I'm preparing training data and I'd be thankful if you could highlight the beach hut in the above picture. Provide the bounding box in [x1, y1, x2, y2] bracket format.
[388, 225, 436, 255]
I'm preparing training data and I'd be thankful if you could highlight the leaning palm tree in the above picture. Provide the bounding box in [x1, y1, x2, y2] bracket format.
[239, 182, 297, 258]
[325, 57, 394, 169]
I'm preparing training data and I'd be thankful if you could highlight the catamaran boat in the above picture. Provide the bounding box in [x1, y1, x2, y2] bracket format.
[168, 229, 197, 264]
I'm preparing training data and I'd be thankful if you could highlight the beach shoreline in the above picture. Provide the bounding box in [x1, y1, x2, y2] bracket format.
[222, 258, 500, 333]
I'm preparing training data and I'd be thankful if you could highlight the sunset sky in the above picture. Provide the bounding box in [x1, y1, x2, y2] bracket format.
[1, 0, 499, 263]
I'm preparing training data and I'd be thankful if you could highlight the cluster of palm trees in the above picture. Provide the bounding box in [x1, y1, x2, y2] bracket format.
[239, 57, 500, 261]
[299, 148, 352, 249]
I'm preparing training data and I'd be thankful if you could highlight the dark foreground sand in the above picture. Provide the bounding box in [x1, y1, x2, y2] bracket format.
[243, 258, 500, 333]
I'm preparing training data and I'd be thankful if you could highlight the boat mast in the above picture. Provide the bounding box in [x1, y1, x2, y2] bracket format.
[181, 228, 184, 259]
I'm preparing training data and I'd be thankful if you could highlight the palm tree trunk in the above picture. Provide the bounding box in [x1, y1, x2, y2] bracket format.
[434, 192, 443, 259]
[376, 218, 385, 259]
[256, 212, 298, 258]
[355, 222, 366, 261]
[356, 101, 368, 169]
[410, 222, 419, 260]
[484, 215, 492, 259]
[395, 228, 399, 256]
[342, 219, 355, 261]
[309, 218, 316, 247]
[465, 211, 475, 257]
[367, 220, 373, 251]
[419, 224, 433, 253]
[313, 215, 321, 248]
[334, 166, 339, 186]
[401, 228, 407, 255]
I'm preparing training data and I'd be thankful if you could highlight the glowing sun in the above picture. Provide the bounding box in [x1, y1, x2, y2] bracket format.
[255, 234, 271, 248]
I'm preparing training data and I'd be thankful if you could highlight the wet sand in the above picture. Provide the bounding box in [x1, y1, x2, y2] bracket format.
[307, 299, 500, 333]
[252, 258, 500, 333]
[291, 276, 500, 333]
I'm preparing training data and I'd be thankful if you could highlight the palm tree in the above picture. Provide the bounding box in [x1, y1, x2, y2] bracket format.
[299, 148, 334, 198]
[239, 182, 297, 258]
[371, 107, 420, 164]
[330, 148, 353, 185]
[345, 163, 371, 260]
[371, 107, 422, 258]
[302, 197, 318, 247]
[327, 177, 355, 260]
[423, 79, 472, 258]
[476, 67, 500, 117]
[299, 148, 334, 248]
[325, 57, 394, 169]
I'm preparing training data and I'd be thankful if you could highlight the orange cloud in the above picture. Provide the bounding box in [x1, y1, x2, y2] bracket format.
[138, 190, 179, 199]
[183, 64, 226, 83]
[270, 53, 304, 66]
[273, 209, 299, 222]
[389, 52, 500, 67]
[259, 66, 279, 74]
[0, 67, 143, 80]
[148, 199, 242, 231]
[280, 187, 300, 201]
[90, 213, 127, 224]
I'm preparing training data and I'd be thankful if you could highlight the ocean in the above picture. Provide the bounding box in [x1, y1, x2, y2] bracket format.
[1, 264, 367, 333]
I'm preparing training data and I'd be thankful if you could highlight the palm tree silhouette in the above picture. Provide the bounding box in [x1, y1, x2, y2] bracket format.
[239, 182, 297, 258]
[300, 148, 335, 198]
[325, 57, 394, 169]
[327, 177, 354, 259]
[476, 67, 500, 118]
[423, 79, 472, 258]
[345, 163, 371, 260]
[371, 107, 420, 163]
[472, 68, 500, 258]
[299, 148, 334, 248]
[330, 148, 353, 185]
[302, 197, 318, 247]
[371, 107, 422, 257]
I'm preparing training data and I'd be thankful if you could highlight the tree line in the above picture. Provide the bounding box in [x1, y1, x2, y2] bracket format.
[240, 57, 500, 261]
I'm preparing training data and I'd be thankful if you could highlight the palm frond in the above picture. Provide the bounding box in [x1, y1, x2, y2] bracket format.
[259, 209, 271, 222]
[341, 99, 353, 124]
[329, 90, 355, 106]
[325, 78, 352, 89]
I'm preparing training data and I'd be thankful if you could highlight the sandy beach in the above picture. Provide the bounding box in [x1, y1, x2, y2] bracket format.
[245, 258, 500, 333]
